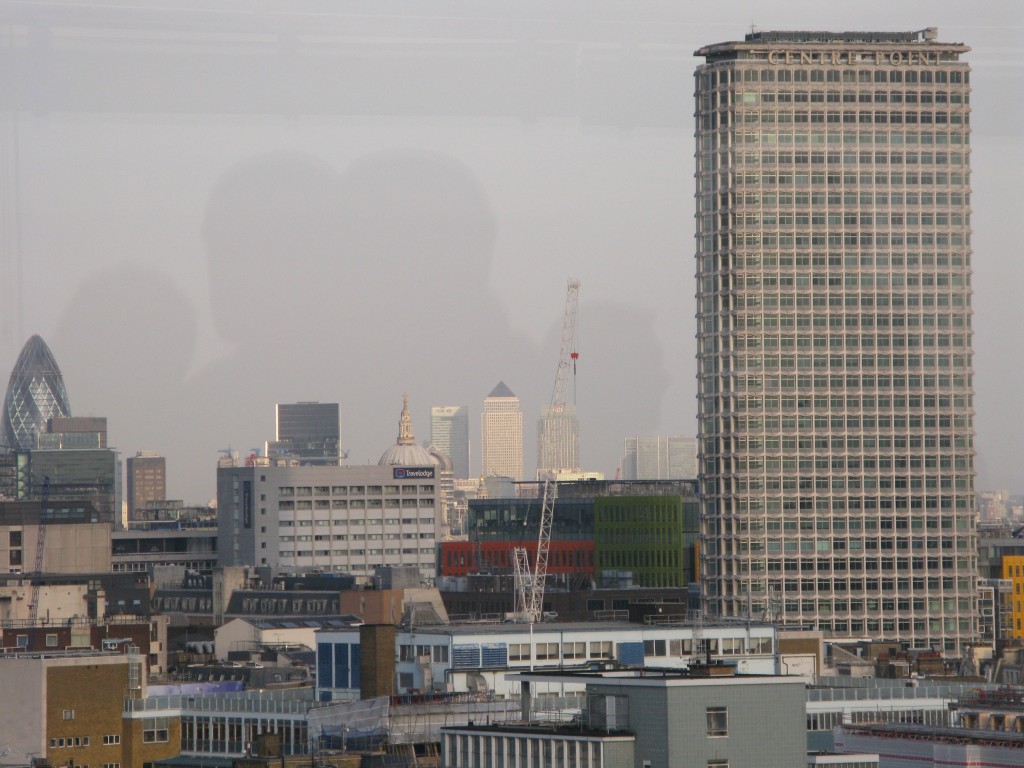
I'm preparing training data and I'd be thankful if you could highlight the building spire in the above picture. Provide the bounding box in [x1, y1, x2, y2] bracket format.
[397, 393, 415, 445]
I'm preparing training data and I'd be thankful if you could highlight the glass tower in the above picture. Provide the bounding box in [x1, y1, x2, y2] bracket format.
[431, 405, 470, 478]
[2, 335, 71, 451]
[695, 30, 977, 651]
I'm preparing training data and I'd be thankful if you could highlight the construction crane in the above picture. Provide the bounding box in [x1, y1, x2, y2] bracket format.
[512, 478, 557, 624]
[514, 280, 578, 622]
[536, 280, 581, 478]
[549, 279, 580, 415]
[28, 476, 50, 625]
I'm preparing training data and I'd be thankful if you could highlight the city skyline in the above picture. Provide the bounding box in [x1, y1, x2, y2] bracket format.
[0, 2, 1019, 504]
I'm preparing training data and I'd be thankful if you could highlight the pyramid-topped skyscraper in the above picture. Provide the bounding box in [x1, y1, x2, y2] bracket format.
[481, 381, 523, 481]
[2, 335, 71, 450]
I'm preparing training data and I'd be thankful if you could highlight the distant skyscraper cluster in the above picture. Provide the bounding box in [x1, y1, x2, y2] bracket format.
[622, 436, 697, 480]
[481, 382, 523, 481]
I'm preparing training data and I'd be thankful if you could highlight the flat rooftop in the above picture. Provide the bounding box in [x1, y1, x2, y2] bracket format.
[508, 667, 803, 688]
[317, 619, 773, 636]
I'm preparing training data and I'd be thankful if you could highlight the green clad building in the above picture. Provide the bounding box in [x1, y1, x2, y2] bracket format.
[594, 481, 701, 588]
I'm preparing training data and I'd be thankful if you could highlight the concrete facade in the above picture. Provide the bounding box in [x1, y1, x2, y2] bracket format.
[217, 462, 441, 580]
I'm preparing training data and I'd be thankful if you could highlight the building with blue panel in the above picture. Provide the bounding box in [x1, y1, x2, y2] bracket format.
[314, 620, 778, 701]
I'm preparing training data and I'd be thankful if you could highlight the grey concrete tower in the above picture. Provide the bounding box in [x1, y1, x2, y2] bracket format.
[694, 29, 977, 652]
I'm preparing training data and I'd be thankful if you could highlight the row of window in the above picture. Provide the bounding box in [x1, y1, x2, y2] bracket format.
[279, 498, 435, 510]
[730, 149, 967, 168]
[710, 110, 968, 127]
[280, 548, 434, 557]
[713, 371, 970, 394]
[724, 515, 969, 532]
[279, 517, 434, 526]
[706, 170, 968, 193]
[278, 485, 433, 497]
[726, 393, 969, 410]
[705, 67, 967, 85]
[399, 644, 450, 663]
[708, 253, 967, 271]
[709, 294, 969, 314]
[281, 533, 434, 541]
[731, 89, 966, 105]
[706, 128, 965, 149]
[715, 558, 972, 582]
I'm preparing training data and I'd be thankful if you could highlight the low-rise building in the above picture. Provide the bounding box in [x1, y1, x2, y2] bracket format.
[441, 666, 807, 768]
[0, 649, 179, 768]
[315, 619, 779, 701]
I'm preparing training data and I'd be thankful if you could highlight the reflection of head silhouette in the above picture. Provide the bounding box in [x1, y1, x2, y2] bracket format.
[337, 149, 496, 290]
[52, 264, 196, 451]
[203, 153, 345, 344]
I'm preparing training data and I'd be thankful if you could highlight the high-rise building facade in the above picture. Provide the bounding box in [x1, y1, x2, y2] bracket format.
[695, 30, 977, 651]
[536, 406, 580, 479]
[431, 405, 470, 478]
[267, 402, 341, 466]
[126, 451, 167, 520]
[623, 436, 697, 480]
[2, 335, 71, 451]
[481, 382, 523, 481]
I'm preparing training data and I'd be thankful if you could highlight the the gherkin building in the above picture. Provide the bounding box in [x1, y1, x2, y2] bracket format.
[2, 335, 71, 450]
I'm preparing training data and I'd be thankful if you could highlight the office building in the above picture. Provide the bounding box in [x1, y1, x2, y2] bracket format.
[536, 405, 580, 479]
[441, 668, 807, 768]
[126, 451, 167, 520]
[431, 405, 470, 478]
[1, 334, 71, 451]
[0, 499, 112, 576]
[31, 447, 122, 522]
[695, 29, 977, 650]
[622, 435, 697, 480]
[315, 620, 778, 701]
[481, 382, 523, 481]
[37, 416, 107, 449]
[216, 462, 441, 581]
[267, 401, 341, 466]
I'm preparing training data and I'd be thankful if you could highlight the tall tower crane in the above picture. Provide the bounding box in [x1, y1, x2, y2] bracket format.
[536, 280, 581, 478]
[549, 279, 580, 415]
[514, 279, 578, 623]
[28, 476, 50, 625]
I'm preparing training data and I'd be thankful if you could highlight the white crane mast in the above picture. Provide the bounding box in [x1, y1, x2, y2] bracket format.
[548, 280, 580, 413]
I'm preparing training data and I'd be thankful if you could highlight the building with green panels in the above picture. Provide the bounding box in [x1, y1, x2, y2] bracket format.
[595, 491, 701, 588]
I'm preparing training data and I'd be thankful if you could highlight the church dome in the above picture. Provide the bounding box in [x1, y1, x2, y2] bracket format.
[378, 394, 435, 466]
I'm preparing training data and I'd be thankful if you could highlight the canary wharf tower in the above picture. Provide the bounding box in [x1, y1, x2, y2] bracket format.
[695, 30, 976, 651]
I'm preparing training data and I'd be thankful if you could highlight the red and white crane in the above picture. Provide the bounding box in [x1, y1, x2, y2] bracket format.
[514, 279, 579, 623]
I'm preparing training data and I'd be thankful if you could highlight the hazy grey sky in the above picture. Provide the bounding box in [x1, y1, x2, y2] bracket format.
[1, 0, 1021, 503]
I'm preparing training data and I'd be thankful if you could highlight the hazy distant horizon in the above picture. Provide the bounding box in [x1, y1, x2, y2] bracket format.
[1, 1, 1021, 503]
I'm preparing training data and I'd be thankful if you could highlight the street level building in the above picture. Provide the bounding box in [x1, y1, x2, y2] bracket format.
[695, 29, 977, 650]
[481, 382, 523, 481]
